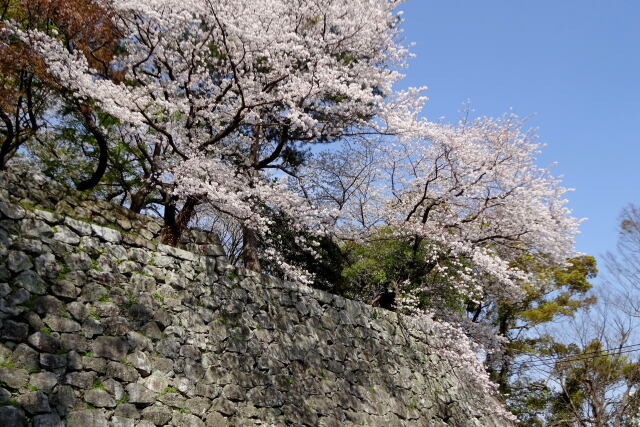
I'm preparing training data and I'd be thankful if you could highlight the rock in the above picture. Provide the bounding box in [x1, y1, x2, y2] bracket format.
[32, 296, 65, 316]
[0, 387, 10, 403]
[13, 270, 46, 294]
[82, 318, 105, 339]
[61, 333, 89, 353]
[184, 396, 211, 417]
[33, 412, 63, 427]
[82, 356, 106, 373]
[84, 389, 116, 408]
[211, 397, 236, 417]
[7, 251, 32, 272]
[127, 351, 151, 376]
[43, 315, 81, 333]
[1, 320, 29, 341]
[6, 288, 30, 306]
[30, 371, 58, 392]
[50, 280, 78, 299]
[157, 244, 198, 261]
[64, 371, 96, 389]
[0, 201, 26, 220]
[51, 385, 75, 410]
[91, 224, 121, 243]
[170, 413, 205, 427]
[39, 353, 67, 369]
[67, 351, 83, 370]
[126, 383, 155, 405]
[105, 361, 139, 383]
[18, 390, 51, 414]
[142, 405, 172, 425]
[12, 343, 40, 371]
[110, 415, 135, 427]
[0, 406, 27, 427]
[53, 225, 80, 245]
[0, 366, 28, 389]
[33, 253, 58, 279]
[64, 217, 92, 236]
[66, 302, 88, 321]
[28, 332, 61, 353]
[102, 378, 124, 401]
[91, 336, 129, 361]
[114, 403, 139, 420]
[204, 412, 228, 426]
[66, 409, 109, 427]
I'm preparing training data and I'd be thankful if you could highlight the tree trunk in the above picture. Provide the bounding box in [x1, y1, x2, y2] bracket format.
[76, 103, 109, 191]
[242, 226, 261, 272]
[160, 196, 198, 246]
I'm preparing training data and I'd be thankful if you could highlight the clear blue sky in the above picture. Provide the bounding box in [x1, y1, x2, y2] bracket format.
[397, 0, 640, 265]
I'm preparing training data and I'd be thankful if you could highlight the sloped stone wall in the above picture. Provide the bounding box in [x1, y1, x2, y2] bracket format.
[0, 168, 511, 426]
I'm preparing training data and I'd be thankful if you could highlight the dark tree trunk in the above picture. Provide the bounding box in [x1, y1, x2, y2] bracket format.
[76, 103, 109, 191]
[160, 196, 198, 246]
[242, 226, 261, 272]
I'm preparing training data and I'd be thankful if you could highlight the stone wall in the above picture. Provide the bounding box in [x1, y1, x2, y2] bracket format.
[0, 168, 511, 426]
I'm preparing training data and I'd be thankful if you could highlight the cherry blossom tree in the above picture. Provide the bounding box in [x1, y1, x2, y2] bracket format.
[306, 115, 580, 300]
[7, 0, 408, 272]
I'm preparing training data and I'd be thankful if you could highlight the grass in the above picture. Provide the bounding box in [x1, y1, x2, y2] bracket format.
[28, 385, 38, 391]
[42, 327, 52, 335]
[90, 259, 104, 272]
[151, 293, 164, 302]
[98, 295, 110, 303]
[92, 381, 106, 390]
[56, 262, 71, 279]
[163, 386, 178, 394]
[116, 395, 129, 405]
[0, 357, 15, 369]
[0, 398, 19, 408]
[82, 351, 93, 357]
[175, 408, 190, 414]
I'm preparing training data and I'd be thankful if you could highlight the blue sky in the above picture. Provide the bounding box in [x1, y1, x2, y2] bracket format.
[396, 0, 640, 266]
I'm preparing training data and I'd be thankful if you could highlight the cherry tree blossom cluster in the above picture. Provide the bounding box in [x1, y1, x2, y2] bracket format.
[2, 0, 581, 415]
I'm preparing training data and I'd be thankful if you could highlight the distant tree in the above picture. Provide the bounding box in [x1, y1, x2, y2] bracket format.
[605, 204, 640, 317]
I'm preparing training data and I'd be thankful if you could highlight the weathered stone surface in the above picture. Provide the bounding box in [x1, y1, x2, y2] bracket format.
[91, 336, 129, 361]
[1, 320, 29, 341]
[126, 351, 151, 376]
[0, 406, 27, 427]
[141, 405, 172, 425]
[7, 250, 32, 272]
[43, 315, 81, 333]
[39, 353, 67, 369]
[18, 391, 51, 414]
[0, 366, 29, 389]
[105, 361, 139, 383]
[0, 200, 26, 220]
[91, 224, 122, 243]
[33, 296, 65, 316]
[126, 383, 155, 404]
[30, 371, 59, 392]
[13, 270, 46, 294]
[64, 371, 96, 389]
[28, 332, 61, 353]
[84, 389, 116, 408]
[0, 169, 513, 427]
[170, 412, 205, 427]
[114, 403, 139, 420]
[66, 409, 109, 427]
[12, 343, 40, 371]
[33, 412, 63, 427]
